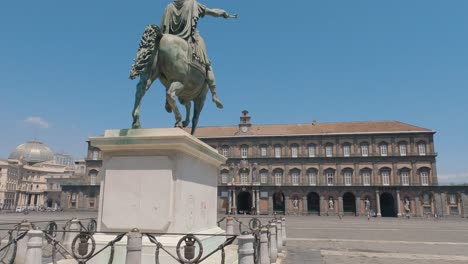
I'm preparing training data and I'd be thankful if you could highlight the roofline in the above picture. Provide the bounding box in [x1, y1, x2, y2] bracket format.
[197, 130, 436, 139]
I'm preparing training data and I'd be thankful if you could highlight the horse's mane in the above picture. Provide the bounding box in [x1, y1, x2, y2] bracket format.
[129, 24, 162, 80]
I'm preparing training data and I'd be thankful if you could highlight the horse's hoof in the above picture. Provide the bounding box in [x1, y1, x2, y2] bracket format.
[174, 122, 183, 128]
[182, 121, 190, 128]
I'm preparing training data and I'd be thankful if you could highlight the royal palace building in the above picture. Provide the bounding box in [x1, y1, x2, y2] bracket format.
[194, 111, 468, 218]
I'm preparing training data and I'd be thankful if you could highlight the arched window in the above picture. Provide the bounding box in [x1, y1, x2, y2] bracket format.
[326, 169, 334, 186]
[308, 144, 316, 157]
[308, 169, 317, 186]
[401, 169, 410, 186]
[360, 142, 369, 157]
[260, 169, 268, 184]
[274, 145, 282, 158]
[380, 142, 388, 156]
[92, 150, 99, 160]
[420, 169, 429, 186]
[274, 170, 283, 186]
[342, 143, 351, 157]
[381, 169, 390, 186]
[448, 194, 457, 205]
[291, 144, 299, 158]
[325, 144, 333, 157]
[343, 169, 352, 186]
[89, 170, 98, 185]
[241, 145, 248, 158]
[418, 142, 427, 156]
[361, 169, 371, 186]
[291, 170, 300, 185]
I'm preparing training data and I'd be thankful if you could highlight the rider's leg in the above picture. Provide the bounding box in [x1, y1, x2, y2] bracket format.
[207, 65, 223, 109]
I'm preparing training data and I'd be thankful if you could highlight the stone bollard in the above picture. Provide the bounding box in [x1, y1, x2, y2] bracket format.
[126, 228, 142, 264]
[226, 216, 235, 235]
[259, 227, 270, 264]
[15, 220, 32, 264]
[238, 231, 255, 264]
[268, 222, 278, 264]
[281, 217, 286, 247]
[24, 230, 43, 264]
[63, 218, 81, 254]
[276, 219, 283, 253]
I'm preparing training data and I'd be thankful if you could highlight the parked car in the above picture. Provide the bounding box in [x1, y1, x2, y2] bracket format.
[15, 207, 23, 213]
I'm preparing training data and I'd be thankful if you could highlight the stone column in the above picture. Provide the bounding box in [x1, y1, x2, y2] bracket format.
[256, 189, 260, 215]
[259, 227, 270, 264]
[284, 195, 290, 215]
[355, 197, 361, 216]
[252, 190, 256, 213]
[281, 217, 286, 246]
[302, 196, 308, 215]
[63, 218, 81, 253]
[15, 220, 32, 264]
[269, 222, 278, 263]
[24, 230, 43, 264]
[232, 190, 237, 214]
[319, 196, 325, 215]
[461, 193, 468, 218]
[375, 190, 381, 217]
[338, 197, 344, 216]
[268, 193, 273, 215]
[276, 219, 283, 253]
[238, 232, 255, 264]
[396, 190, 402, 217]
[226, 216, 234, 235]
[228, 189, 232, 214]
[126, 228, 142, 264]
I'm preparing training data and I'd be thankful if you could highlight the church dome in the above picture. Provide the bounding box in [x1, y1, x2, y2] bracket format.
[8, 140, 54, 163]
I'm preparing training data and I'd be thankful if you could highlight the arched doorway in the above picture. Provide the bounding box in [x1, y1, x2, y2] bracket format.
[307, 192, 320, 215]
[46, 199, 53, 208]
[343, 192, 356, 215]
[237, 191, 251, 214]
[380, 192, 396, 217]
[273, 192, 285, 214]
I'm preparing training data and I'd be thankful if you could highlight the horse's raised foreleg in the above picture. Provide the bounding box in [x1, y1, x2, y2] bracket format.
[191, 86, 209, 135]
[166, 82, 185, 128]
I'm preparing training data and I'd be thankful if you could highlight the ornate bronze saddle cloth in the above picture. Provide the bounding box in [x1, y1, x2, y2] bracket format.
[187, 42, 208, 77]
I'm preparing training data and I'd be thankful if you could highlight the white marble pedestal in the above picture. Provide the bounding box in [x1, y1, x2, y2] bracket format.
[86, 128, 229, 264]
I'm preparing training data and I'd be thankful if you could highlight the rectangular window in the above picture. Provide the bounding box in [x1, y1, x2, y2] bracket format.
[449, 194, 457, 205]
[325, 146, 333, 157]
[343, 145, 350, 157]
[241, 147, 248, 158]
[344, 171, 352, 186]
[291, 146, 298, 158]
[308, 171, 317, 186]
[401, 171, 409, 186]
[308, 145, 315, 157]
[421, 171, 429, 186]
[361, 144, 369, 157]
[222, 147, 229, 157]
[326, 172, 334, 186]
[382, 171, 390, 186]
[362, 171, 370, 186]
[418, 143, 426, 156]
[275, 172, 282, 185]
[291, 172, 299, 185]
[221, 173, 228, 184]
[89, 199, 95, 208]
[240, 172, 248, 184]
[380, 144, 388, 156]
[275, 147, 281, 158]
[260, 172, 268, 184]
[261, 147, 267, 157]
[399, 144, 407, 156]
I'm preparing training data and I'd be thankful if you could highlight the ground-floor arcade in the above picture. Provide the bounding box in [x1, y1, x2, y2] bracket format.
[217, 186, 468, 217]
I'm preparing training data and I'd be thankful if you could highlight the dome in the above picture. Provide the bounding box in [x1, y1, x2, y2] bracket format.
[9, 140, 54, 163]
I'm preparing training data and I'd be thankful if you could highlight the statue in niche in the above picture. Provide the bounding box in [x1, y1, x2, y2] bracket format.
[328, 197, 334, 209]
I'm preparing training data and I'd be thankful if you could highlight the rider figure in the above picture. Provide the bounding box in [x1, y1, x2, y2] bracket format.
[161, 0, 233, 109]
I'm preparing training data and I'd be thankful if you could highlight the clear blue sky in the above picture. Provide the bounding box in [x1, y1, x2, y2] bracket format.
[1, 1, 467, 183]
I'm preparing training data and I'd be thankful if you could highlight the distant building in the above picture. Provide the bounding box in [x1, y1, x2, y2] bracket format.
[0, 160, 13, 209]
[194, 111, 468, 218]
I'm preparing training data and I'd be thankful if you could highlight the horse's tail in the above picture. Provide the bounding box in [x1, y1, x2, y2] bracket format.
[129, 24, 163, 80]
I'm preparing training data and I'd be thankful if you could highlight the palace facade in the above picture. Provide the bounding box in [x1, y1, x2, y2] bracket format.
[195, 111, 468, 217]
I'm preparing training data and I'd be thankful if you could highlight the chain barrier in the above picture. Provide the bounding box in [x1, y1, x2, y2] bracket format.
[216, 217, 226, 227]
[0, 231, 27, 264]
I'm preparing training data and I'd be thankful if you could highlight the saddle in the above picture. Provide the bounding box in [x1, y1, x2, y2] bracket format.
[187, 41, 209, 78]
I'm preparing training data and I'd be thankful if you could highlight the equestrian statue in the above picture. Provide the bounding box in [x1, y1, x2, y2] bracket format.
[129, 0, 237, 135]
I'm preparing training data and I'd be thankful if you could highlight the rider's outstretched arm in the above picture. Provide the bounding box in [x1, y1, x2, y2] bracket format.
[205, 8, 230, 18]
